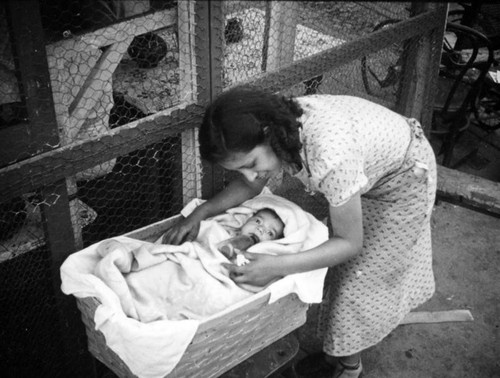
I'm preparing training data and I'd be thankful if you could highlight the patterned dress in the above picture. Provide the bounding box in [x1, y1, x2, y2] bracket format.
[294, 95, 437, 356]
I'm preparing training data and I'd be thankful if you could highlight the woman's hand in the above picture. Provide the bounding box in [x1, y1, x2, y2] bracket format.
[223, 252, 283, 287]
[163, 177, 265, 246]
[161, 215, 201, 245]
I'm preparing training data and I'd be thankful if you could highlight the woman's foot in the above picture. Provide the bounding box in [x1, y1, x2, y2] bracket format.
[295, 352, 335, 376]
[332, 357, 363, 378]
[295, 352, 362, 378]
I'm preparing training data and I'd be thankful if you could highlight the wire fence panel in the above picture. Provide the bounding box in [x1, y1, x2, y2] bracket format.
[1, 1, 203, 376]
[0, 1, 446, 377]
[218, 1, 442, 220]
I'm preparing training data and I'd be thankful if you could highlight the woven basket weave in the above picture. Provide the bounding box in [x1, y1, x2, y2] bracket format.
[75, 215, 309, 377]
[77, 292, 307, 378]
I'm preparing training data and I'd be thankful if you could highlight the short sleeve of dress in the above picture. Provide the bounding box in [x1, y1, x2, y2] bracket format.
[306, 119, 369, 207]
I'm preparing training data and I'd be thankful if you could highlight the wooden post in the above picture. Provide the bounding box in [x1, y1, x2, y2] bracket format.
[178, 0, 202, 204]
[6, 0, 96, 376]
[2, 0, 60, 164]
[396, 2, 448, 134]
[262, 1, 298, 72]
[40, 182, 96, 377]
[421, 3, 449, 135]
[196, 0, 226, 199]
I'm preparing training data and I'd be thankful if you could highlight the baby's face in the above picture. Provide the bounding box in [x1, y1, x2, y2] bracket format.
[240, 211, 284, 242]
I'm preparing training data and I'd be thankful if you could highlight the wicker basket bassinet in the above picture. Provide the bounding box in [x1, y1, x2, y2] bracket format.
[75, 215, 309, 378]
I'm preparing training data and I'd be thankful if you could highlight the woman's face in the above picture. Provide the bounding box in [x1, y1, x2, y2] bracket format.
[219, 144, 282, 183]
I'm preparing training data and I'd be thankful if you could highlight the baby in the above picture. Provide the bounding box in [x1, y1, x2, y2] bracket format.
[217, 208, 285, 265]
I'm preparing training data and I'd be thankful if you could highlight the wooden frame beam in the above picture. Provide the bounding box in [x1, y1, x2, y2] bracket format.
[396, 3, 448, 131]
[1, 0, 60, 165]
[0, 104, 204, 201]
[4, 1, 96, 376]
[0, 6, 445, 203]
[46, 8, 177, 54]
[437, 165, 500, 216]
[198, 0, 226, 199]
[247, 8, 444, 93]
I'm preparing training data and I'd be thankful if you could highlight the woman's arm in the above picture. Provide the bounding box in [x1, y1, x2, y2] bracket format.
[196, 176, 267, 220]
[281, 191, 364, 274]
[226, 192, 364, 285]
[163, 176, 267, 244]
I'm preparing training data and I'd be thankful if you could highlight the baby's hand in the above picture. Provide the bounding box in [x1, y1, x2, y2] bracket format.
[217, 242, 235, 259]
[235, 253, 250, 266]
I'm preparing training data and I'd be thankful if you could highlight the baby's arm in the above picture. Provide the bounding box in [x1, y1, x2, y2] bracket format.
[218, 241, 237, 260]
[218, 242, 250, 266]
[218, 233, 256, 265]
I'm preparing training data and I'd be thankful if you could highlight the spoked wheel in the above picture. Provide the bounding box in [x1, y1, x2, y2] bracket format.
[473, 84, 500, 131]
[361, 19, 404, 99]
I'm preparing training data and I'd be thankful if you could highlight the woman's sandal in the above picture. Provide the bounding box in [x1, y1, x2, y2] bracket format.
[332, 358, 363, 378]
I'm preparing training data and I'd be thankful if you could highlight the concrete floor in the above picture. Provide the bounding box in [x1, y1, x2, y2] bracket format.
[293, 201, 500, 378]
[289, 125, 500, 378]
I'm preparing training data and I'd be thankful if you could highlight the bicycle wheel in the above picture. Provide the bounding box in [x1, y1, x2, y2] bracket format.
[474, 85, 500, 131]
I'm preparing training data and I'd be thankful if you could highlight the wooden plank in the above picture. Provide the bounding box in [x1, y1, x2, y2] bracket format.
[207, 0, 226, 197]
[47, 32, 132, 248]
[7, 1, 94, 375]
[5, 0, 83, 250]
[437, 165, 500, 216]
[2, 0, 59, 165]
[45, 8, 177, 54]
[47, 40, 101, 146]
[40, 180, 96, 377]
[396, 3, 448, 133]
[40, 181, 77, 283]
[1, 6, 444, 203]
[178, 0, 202, 205]
[420, 3, 449, 134]
[262, 1, 298, 72]
[224, 0, 264, 15]
[400, 309, 474, 324]
[246, 8, 444, 93]
[207, 1, 224, 101]
[198, 0, 226, 199]
[124, 214, 182, 242]
[0, 104, 205, 202]
[67, 36, 133, 138]
[6, 0, 81, 255]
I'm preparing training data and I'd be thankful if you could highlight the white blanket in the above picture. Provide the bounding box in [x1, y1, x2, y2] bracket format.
[60, 191, 328, 378]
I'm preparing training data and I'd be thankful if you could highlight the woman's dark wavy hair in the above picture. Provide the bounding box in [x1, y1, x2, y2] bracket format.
[199, 85, 304, 169]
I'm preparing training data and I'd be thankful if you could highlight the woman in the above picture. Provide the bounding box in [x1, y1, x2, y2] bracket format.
[163, 85, 437, 377]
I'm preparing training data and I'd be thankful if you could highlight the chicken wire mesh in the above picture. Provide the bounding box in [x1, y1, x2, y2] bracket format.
[1, 1, 192, 376]
[0, 1, 445, 377]
[222, 2, 411, 93]
[219, 1, 438, 220]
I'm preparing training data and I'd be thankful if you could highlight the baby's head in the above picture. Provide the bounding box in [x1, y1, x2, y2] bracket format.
[240, 208, 285, 242]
